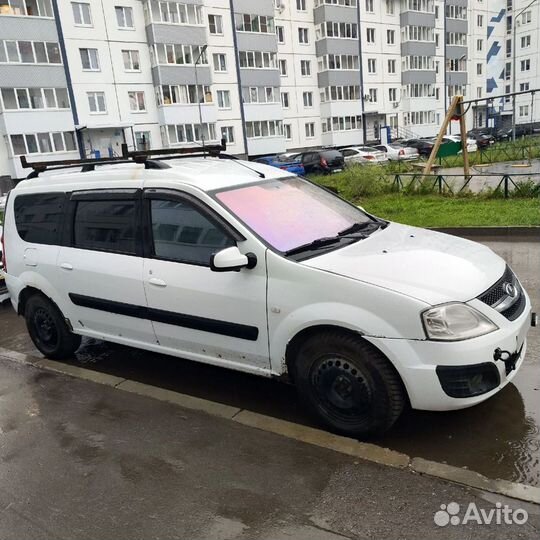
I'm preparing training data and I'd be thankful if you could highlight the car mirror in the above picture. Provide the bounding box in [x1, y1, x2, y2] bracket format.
[210, 246, 256, 272]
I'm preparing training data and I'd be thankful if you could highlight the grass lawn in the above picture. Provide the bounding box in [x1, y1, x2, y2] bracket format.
[359, 194, 540, 228]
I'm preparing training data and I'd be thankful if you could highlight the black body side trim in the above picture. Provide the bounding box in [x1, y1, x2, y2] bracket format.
[68, 293, 259, 341]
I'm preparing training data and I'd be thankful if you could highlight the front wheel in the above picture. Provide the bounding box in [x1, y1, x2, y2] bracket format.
[293, 331, 406, 437]
[25, 295, 81, 359]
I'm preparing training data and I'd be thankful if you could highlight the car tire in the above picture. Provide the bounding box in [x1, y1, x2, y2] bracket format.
[293, 331, 406, 437]
[25, 294, 81, 359]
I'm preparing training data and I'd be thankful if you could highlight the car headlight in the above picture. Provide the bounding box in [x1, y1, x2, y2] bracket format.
[422, 303, 498, 341]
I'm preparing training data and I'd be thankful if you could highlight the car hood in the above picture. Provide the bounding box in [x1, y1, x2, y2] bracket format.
[303, 223, 505, 305]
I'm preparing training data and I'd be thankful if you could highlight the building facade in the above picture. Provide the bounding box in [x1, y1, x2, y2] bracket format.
[1, 0, 539, 179]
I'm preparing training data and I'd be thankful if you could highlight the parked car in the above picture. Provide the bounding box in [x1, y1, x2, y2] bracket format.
[403, 138, 436, 157]
[495, 125, 535, 141]
[294, 149, 345, 174]
[373, 143, 419, 161]
[341, 146, 389, 164]
[2, 151, 532, 437]
[467, 132, 495, 149]
[441, 135, 478, 153]
[254, 155, 305, 175]
[0, 225, 9, 303]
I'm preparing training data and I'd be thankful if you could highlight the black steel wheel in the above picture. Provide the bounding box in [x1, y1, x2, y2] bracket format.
[293, 331, 406, 437]
[25, 294, 81, 359]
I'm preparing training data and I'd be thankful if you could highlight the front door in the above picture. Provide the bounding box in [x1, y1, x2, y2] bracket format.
[142, 190, 270, 371]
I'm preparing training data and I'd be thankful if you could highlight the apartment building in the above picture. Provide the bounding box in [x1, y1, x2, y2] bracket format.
[1, 0, 539, 180]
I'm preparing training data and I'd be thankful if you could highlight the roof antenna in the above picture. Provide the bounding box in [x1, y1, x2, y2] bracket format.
[221, 155, 265, 179]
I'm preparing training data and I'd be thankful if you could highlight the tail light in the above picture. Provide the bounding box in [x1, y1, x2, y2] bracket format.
[399, 149, 405, 156]
[365, 155, 374, 160]
[320, 158, 328, 167]
[280, 166, 288, 170]
[1, 229, 6, 273]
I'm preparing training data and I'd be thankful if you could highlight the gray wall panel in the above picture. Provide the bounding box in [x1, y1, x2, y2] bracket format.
[314, 5, 359, 25]
[446, 44, 467, 59]
[446, 18, 467, 34]
[239, 68, 280, 86]
[400, 42, 436, 56]
[401, 70, 436, 84]
[237, 32, 277, 52]
[317, 70, 361, 87]
[447, 72, 467, 85]
[316, 38, 359, 56]
[232, 0, 274, 16]
[152, 65, 212, 85]
[0, 65, 66, 87]
[400, 12, 435, 27]
[147, 24, 206, 45]
[0, 17, 58, 41]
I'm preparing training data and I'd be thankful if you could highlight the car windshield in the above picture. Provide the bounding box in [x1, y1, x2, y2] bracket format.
[215, 177, 374, 253]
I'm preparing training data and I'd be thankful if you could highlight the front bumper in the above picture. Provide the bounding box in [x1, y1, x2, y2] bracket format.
[365, 294, 531, 411]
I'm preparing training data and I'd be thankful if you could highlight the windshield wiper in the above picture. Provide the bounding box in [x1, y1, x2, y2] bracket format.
[338, 221, 382, 236]
[285, 236, 344, 256]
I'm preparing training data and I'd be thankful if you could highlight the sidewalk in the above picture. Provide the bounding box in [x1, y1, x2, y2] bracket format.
[0, 357, 538, 540]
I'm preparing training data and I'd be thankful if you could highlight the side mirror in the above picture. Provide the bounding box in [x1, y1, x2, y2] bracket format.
[210, 246, 257, 272]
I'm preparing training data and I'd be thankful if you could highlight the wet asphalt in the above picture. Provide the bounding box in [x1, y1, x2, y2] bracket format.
[0, 236, 538, 488]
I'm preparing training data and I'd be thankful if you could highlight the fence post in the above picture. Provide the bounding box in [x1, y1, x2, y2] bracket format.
[504, 175, 509, 199]
[438, 175, 443, 194]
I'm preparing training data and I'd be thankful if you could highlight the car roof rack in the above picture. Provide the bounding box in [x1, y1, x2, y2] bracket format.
[20, 139, 228, 179]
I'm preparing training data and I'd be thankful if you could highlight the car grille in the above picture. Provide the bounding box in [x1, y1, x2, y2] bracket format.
[478, 265, 526, 321]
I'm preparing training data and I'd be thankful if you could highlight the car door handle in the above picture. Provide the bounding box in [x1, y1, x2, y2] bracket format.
[60, 263, 73, 271]
[148, 278, 167, 288]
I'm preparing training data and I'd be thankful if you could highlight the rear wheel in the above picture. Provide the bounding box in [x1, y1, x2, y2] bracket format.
[293, 331, 405, 437]
[25, 295, 81, 359]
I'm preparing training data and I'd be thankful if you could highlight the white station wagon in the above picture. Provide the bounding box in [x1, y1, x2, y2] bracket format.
[1, 146, 534, 436]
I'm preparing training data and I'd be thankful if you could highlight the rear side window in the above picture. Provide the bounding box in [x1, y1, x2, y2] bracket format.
[321, 151, 342, 159]
[14, 193, 66, 245]
[73, 199, 137, 255]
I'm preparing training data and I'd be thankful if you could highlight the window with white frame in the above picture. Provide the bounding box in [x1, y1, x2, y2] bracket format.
[208, 14, 223, 34]
[154, 44, 207, 65]
[368, 88, 377, 102]
[367, 58, 376, 73]
[300, 59, 311, 75]
[87, 91, 106, 113]
[402, 25, 435, 42]
[389, 87, 397, 102]
[135, 131, 151, 150]
[298, 27, 309, 43]
[521, 59, 530, 71]
[477, 14, 483, 27]
[386, 0, 394, 14]
[71, 2, 91, 25]
[115, 6, 134, 29]
[157, 84, 211, 105]
[519, 105, 529, 117]
[476, 39, 483, 51]
[366, 28, 375, 43]
[522, 10, 532, 24]
[149, 2, 203, 25]
[303, 91, 313, 107]
[80, 48, 100, 70]
[10, 131, 76, 155]
[220, 126, 235, 144]
[276, 25, 285, 43]
[521, 35, 531, 48]
[281, 91, 289, 107]
[122, 49, 140, 71]
[319, 85, 360, 102]
[246, 120, 283, 138]
[217, 90, 231, 109]
[128, 91, 146, 112]
[520, 82, 530, 91]
[365, 0, 374, 12]
[238, 50, 277, 69]
[403, 110, 436, 126]
[317, 21, 358, 39]
[0, 87, 69, 110]
[0, 40, 61, 64]
[296, 0, 306, 10]
[321, 115, 362, 133]
[167, 123, 217, 144]
[0, 0, 52, 17]
[305, 122, 315, 138]
[318, 54, 359, 70]
[388, 59, 396, 73]
[387, 29, 395, 44]
[235, 14, 275, 33]
[242, 86, 278, 104]
[279, 58, 287, 75]
[213, 53, 227, 72]
[315, 0, 357, 4]
[284, 123, 292, 140]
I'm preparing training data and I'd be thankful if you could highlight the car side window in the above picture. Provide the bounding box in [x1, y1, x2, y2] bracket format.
[150, 198, 234, 266]
[73, 199, 137, 255]
[342, 149, 354, 157]
[14, 193, 66, 245]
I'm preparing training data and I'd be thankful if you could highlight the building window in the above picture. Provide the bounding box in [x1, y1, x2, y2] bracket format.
[365, 0, 374, 12]
[154, 43, 208, 66]
[522, 10, 532, 24]
[368, 88, 377, 102]
[122, 49, 140, 71]
[167, 123, 217, 144]
[366, 28, 375, 43]
[213, 53, 227, 72]
[71, 2, 91, 25]
[128, 91, 146, 112]
[87, 91, 106, 113]
[1, 87, 69, 110]
[389, 87, 397, 102]
[281, 91, 289, 108]
[246, 120, 283, 138]
[208, 14, 223, 34]
[220, 126, 235, 144]
[302, 91, 313, 107]
[387, 29, 395, 44]
[476, 39, 483, 51]
[238, 50, 277, 69]
[477, 14, 483, 27]
[521, 35, 531, 48]
[300, 59, 311, 76]
[296, 0, 306, 10]
[388, 59, 396, 73]
[0, 40, 61, 64]
[367, 58, 376, 73]
[298, 27, 309, 44]
[284, 123, 292, 140]
[321, 115, 362, 133]
[235, 14, 275, 33]
[0, 0, 52, 17]
[10, 131, 76, 155]
[80, 48, 100, 70]
[158, 85, 211, 105]
[150, 2, 203, 25]
[276, 25, 285, 43]
[521, 59, 530, 71]
[216, 90, 231, 109]
[115, 6, 134, 29]
[317, 21, 358, 39]
[519, 105, 529, 117]
[242, 86, 277, 104]
[476, 63, 482, 75]
[305, 122, 315, 138]
[386, 0, 395, 14]
[520, 82, 530, 91]
[135, 131, 151, 151]
[279, 58, 287, 75]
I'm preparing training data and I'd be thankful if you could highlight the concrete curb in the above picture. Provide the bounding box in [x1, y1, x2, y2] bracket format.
[0, 346, 538, 505]
[431, 226, 540, 239]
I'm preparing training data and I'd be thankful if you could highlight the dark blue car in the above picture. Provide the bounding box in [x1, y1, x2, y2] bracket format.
[254, 155, 305, 175]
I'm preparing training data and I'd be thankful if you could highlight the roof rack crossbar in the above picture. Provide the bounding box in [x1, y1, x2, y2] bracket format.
[20, 154, 128, 171]
[121, 139, 227, 161]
